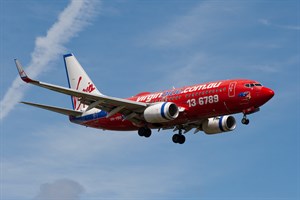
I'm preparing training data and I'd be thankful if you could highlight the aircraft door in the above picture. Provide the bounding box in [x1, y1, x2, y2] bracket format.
[228, 82, 237, 97]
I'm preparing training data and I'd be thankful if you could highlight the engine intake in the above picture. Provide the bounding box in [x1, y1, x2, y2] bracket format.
[202, 115, 236, 134]
[144, 102, 179, 123]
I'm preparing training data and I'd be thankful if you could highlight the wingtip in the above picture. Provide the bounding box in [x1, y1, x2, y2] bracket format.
[14, 59, 33, 83]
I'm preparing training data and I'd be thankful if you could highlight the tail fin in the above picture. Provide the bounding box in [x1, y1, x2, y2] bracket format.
[64, 53, 102, 111]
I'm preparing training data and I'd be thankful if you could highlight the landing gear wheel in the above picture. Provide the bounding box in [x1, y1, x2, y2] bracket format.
[138, 127, 152, 137]
[172, 134, 185, 144]
[241, 117, 250, 125]
[178, 134, 185, 144]
[144, 128, 151, 138]
[138, 127, 145, 137]
[172, 134, 179, 143]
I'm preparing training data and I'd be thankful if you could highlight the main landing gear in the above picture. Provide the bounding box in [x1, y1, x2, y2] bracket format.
[138, 126, 186, 144]
[241, 115, 250, 125]
[138, 127, 152, 138]
[172, 129, 186, 144]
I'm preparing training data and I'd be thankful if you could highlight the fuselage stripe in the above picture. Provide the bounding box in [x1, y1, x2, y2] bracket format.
[70, 110, 107, 123]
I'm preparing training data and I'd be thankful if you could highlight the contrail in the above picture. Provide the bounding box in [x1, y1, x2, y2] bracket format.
[0, 0, 99, 120]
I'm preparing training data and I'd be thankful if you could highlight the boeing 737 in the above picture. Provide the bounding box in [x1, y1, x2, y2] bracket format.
[15, 54, 274, 144]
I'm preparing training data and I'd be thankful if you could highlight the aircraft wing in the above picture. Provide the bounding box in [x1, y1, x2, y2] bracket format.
[15, 59, 148, 120]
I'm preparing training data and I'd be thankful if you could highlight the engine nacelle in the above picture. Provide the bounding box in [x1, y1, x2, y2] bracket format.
[202, 115, 236, 134]
[144, 102, 179, 123]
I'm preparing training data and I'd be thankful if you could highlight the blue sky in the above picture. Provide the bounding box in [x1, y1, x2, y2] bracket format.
[0, 0, 299, 199]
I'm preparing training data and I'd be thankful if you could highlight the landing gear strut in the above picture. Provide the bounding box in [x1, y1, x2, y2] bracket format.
[241, 115, 250, 125]
[172, 129, 186, 144]
[138, 127, 152, 138]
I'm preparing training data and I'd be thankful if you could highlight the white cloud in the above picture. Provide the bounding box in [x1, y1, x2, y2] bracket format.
[259, 18, 300, 30]
[138, 0, 294, 88]
[258, 18, 271, 26]
[34, 179, 85, 200]
[136, 1, 250, 88]
[277, 24, 300, 30]
[1, 125, 194, 199]
[160, 52, 216, 86]
[3, 111, 283, 199]
[0, 0, 99, 120]
[142, 1, 243, 48]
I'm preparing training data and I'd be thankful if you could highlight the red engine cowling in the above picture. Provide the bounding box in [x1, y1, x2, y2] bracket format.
[144, 102, 179, 123]
[202, 115, 236, 134]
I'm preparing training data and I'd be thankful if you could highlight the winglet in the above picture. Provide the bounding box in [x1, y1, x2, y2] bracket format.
[15, 59, 33, 83]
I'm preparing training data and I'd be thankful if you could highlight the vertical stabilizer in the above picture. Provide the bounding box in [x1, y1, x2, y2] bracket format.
[64, 53, 102, 111]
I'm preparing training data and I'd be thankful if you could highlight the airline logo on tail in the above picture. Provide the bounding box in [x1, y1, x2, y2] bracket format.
[73, 76, 96, 111]
[63, 54, 101, 112]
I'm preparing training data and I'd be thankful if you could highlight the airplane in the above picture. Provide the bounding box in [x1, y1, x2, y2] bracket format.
[15, 53, 275, 144]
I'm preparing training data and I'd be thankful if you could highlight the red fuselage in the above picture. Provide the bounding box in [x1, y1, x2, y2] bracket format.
[73, 79, 274, 131]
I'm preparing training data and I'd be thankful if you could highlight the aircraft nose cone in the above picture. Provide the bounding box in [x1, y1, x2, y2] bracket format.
[268, 88, 275, 98]
[261, 87, 275, 102]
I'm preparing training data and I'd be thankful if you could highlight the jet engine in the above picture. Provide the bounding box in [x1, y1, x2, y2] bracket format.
[202, 115, 236, 134]
[144, 102, 179, 123]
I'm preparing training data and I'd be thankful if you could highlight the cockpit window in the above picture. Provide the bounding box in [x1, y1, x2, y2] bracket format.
[244, 83, 263, 88]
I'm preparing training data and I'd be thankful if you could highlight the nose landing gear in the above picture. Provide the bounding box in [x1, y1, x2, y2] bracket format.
[241, 115, 250, 125]
[242, 107, 260, 125]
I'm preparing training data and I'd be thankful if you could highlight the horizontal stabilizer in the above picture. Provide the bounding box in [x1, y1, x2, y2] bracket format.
[21, 101, 83, 117]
